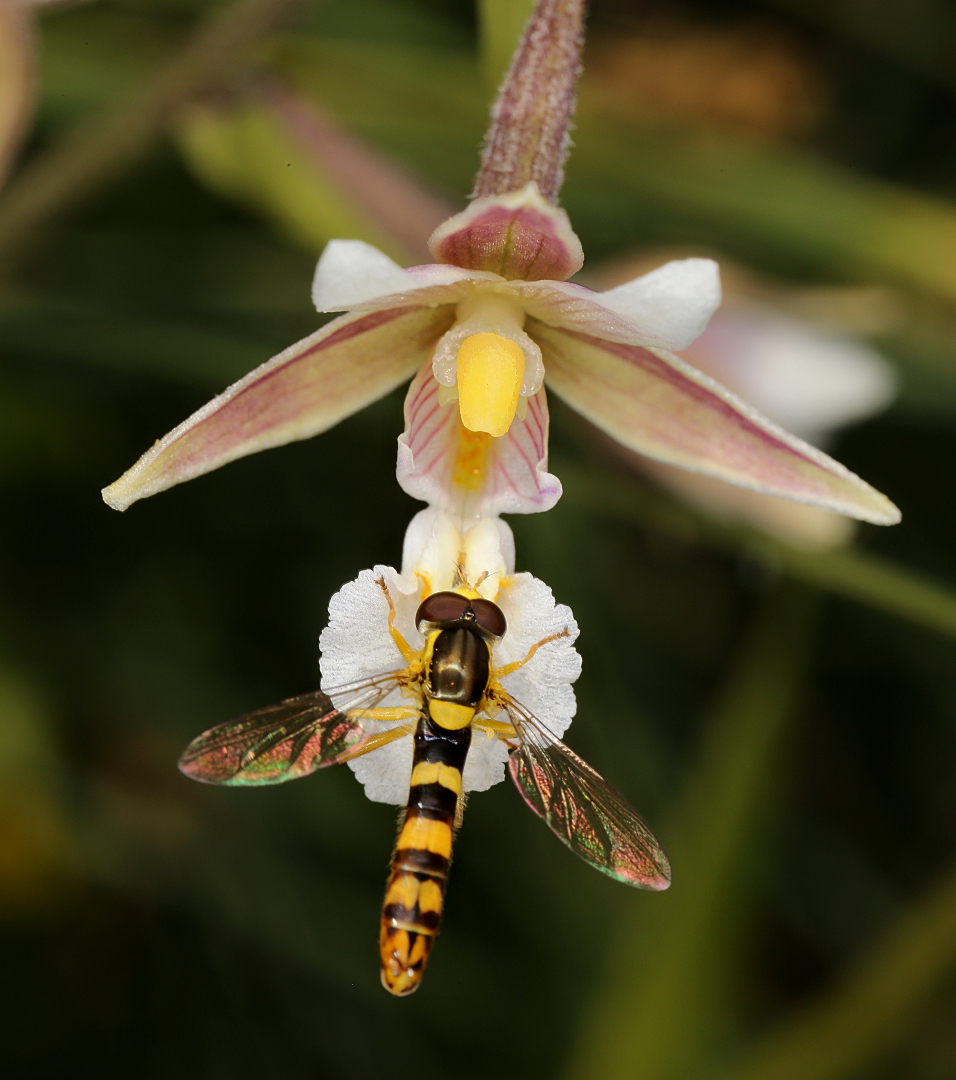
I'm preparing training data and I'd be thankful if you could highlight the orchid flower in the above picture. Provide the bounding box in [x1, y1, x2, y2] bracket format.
[101, 0, 898, 529]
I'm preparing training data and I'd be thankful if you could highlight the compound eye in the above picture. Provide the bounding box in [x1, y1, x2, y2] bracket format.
[415, 591, 471, 628]
[470, 598, 507, 639]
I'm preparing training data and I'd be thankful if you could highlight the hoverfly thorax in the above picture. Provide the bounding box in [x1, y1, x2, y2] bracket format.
[414, 589, 505, 732]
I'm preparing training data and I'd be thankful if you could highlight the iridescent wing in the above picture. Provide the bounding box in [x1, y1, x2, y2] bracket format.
[500, 695, 671, 890]
[179, 673, 411, 786]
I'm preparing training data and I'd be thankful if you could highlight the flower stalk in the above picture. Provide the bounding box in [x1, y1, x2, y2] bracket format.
[473, 0, 586, 203]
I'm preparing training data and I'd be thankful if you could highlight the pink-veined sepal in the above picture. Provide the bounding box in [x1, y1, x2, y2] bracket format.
[535, 321, 900, 525]
[103, 305, 454, 511]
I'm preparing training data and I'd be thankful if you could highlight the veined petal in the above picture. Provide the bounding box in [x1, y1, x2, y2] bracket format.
[103, 306, 453, 511]
[534, 322, 900, 525]
[396, 361, 562, 523]
[510, 262, 719, 351]
[312, 239, 498, 313]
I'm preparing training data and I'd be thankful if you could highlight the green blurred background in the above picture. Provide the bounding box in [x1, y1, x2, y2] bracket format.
[3, 0, 956, 1076]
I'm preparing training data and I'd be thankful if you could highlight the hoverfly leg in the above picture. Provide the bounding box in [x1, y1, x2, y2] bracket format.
[454, 793, 468, 831]
[345, 722, 418, 761]
[473, 715, 517, 740]
[346, 706, 421, 723]
[375, 576, 419, 664]
[492, 627, 571, 679]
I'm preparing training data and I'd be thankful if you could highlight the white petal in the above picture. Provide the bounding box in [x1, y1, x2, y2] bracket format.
[320, 565, 421, 805]
[598, 258, 722, 350]
[311, 239, 418, 311]
[461, 517, 515, 600]
[400, 508, 461, 594]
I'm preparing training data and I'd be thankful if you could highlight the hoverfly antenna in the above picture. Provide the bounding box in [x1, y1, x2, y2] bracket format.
[474, 569, 502, 589]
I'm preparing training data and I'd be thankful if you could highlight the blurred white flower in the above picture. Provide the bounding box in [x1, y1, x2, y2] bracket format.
[692, 307, 896, 448]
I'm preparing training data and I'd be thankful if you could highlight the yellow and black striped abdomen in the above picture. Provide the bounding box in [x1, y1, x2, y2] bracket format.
[379, 715, 470, 996]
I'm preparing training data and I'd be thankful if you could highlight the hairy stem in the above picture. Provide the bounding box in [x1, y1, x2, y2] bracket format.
[472, 0, 586, 203]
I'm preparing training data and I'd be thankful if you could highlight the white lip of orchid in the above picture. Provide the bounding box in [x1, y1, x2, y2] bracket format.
[431, 291, 545, 399]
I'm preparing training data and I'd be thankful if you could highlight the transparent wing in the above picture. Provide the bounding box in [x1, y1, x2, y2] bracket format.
[501, 695, 671, 890]
[179, 672, 411, 786]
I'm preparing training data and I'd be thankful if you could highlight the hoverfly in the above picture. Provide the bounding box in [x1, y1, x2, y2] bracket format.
[179, 577, 671, 996]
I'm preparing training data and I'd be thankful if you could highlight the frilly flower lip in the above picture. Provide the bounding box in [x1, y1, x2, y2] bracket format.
[101, 183, 898, 527]
[319, 509, 581, 806]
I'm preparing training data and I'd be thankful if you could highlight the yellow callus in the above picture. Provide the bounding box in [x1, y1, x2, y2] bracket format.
[456, 333, 525, 438]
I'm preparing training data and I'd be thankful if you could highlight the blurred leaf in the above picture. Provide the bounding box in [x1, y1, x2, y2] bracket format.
[558, 460, 956, 641]
[0, 0, 34, 189]
[570, 111, 956, 307]
[38, 7, 183, 123]
[177, 96, 400, 257]
[0, 664, 74, 909]
[0, 383, 106, 481]
[763, 0, 956, 92]
[0, 292, 277, 385]
[278, 36, 485, 192]
[567, 583, 817, 1080]
[0, 0, 299, 267]
[723, 854, 956, 1080]
[175, 81, 450, 263]
[477, 0, 535, 93]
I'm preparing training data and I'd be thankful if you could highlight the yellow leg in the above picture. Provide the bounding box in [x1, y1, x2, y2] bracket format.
[473, 716, 517, 740]
[346, 723, 417, 761]
[376, 576, 419, 664]
[347, 707, 420, 723]
[493, 628, 570, 679]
